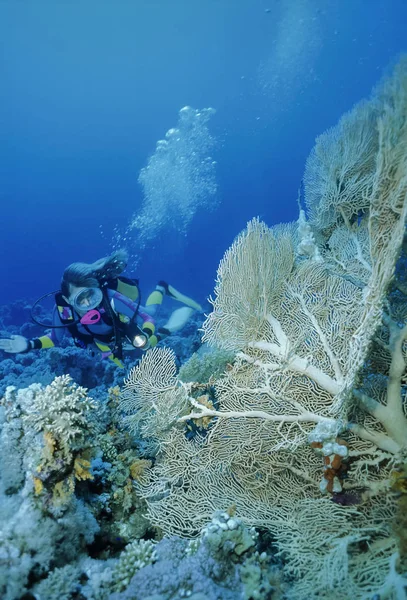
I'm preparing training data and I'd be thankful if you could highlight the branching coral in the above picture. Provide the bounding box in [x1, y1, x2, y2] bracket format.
[110, 538, 158, 592]
[23, 375, 96, 456]
[21, 375, 97, 508]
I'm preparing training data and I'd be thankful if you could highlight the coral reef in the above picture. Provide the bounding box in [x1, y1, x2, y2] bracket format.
[0, 342, 117, 397]
[0, 377, 152, 598]
[1, 58, 407, 600]
[108, 511, 282, 600]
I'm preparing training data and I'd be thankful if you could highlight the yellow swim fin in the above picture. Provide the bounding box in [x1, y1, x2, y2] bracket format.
[158, 281, 202, 311]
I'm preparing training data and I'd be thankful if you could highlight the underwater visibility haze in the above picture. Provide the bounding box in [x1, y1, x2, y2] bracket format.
[0, 1, 407, 599]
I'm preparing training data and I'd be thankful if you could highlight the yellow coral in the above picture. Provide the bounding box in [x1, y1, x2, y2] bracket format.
[33, 477, 43, 495]
[53, 475, 75, 505]
[44, 431, 56, 455]
[74, 457, 94, 481]
[390, 468, 407, 495]
[108, 386, 121, 406]
[191, 394, 215, 429]
[130, 459, 152, 481]
[391, 462, 407, 567]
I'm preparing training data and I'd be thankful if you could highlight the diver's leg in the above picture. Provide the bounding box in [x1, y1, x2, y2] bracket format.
[144, 284, 166, 317]
[144, 281, 201, 343]
[160, 307, 195, 334]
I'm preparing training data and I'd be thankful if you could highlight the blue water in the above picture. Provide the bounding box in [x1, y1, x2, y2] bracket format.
[0, 0, 406, 307]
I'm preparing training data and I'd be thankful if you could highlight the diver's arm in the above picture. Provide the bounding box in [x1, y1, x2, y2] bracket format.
[26, 334, 56, 351]
[26, 306, 68, 351]
[108, 289, 140, 318]
[0, 307, 67, 354]
[0, 335, 31, 353]
[0, 333, 55, 353]
[107, 286, 200, 350]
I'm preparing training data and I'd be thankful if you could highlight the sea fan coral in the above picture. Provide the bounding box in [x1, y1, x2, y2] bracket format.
[121, 57, 407, 599]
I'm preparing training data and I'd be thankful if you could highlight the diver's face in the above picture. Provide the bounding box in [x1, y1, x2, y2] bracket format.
[65, 284, 103, 315]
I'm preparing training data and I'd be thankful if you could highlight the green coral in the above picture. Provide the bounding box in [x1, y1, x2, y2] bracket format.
[191, 511, 281, 600]
[111, 539, 157, 592]
[179, 345, 235, 383]
[33, 564, 80, 600]
[200, 510, 257, 557]
[240, 553, 282, 600]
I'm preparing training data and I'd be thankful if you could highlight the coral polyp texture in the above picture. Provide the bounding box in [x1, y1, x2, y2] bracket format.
[121, 58, 407, 598]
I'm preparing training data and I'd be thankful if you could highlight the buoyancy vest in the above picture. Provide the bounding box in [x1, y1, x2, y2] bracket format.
[55, 277, 141, 351]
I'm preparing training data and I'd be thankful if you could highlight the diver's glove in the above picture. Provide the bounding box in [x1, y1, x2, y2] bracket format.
[0, 335, 30, 354]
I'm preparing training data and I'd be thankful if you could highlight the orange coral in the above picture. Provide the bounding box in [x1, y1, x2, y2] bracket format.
[312, 438, 348, 494]
[390, 462, 407, 566]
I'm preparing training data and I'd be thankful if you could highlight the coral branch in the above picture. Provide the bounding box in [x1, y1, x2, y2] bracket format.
[347, 421, 401, 454]
[387, 323, 407, 417]
[248, 341, 341, 395]
[178, 395, 336, 427]
[354, 321, 407, 449]
[291, 291, 344, 384]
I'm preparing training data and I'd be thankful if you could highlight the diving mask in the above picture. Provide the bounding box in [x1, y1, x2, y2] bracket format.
[70, 287, 103, 313]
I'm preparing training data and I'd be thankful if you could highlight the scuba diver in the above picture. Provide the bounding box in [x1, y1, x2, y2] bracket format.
[0, 250, 202, 368]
